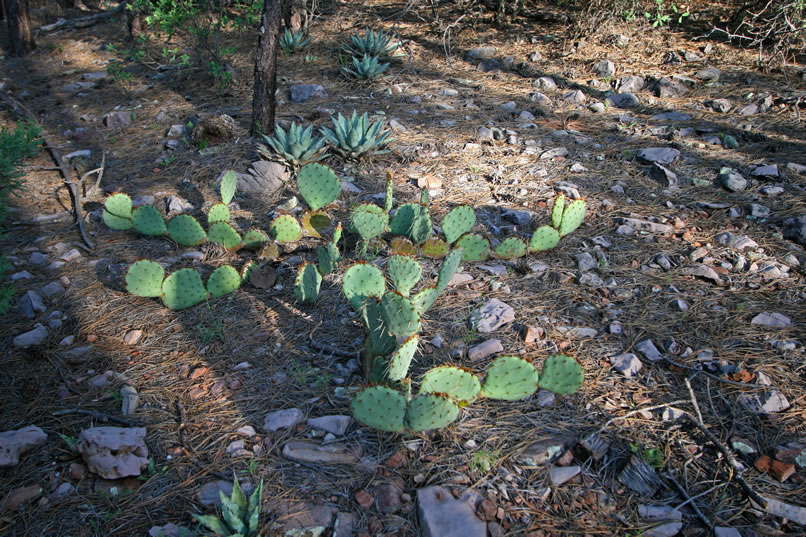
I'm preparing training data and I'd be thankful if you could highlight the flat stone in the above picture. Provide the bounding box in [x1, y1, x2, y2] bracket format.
[593, 59, 616, 77]
[705, 98, 732, 113]
[465, 47, 497, 61]
[165, 195, 192, 214]
[540, 147, 568, 160]
[714, 232, 758, 251]
[610, 353, 642, 377]
[502, 209, 533, 227]
[290, 84, 328, 103]
[606, 93, 639, 108]
[619, 454, 662, 496]
[783, 215, 806, 246]
[751, 312, 791, 328]
[1, 484, 42, 511]
[650, 112, 692, 122]
[0, 425, 47, 467]
[29, 252, 47, 265]
[736, 103, 758, 115]
[468, 339, 503, 361]
[714, 528, 742, 537]
[417, 486, 487, 537]
[263, 408, 304, 432]
[373, 482, 403, 514]
[13, 325, 48, 347]
[265, 500, 336, 535]
[574, 252, 596, 272]
[617, 75, 645, 93]
[307, 415, 352, 436]
[636, 147, 680, 165]
[448, 273, 473, 286]
[719, 169, 748, 192]
[18, 290, 46, 319]
[282, 440, 360, 464]
[557, 326, 598, 338]
[550, 465, 581, 486]
[533, 76, 557, 90]
[616, 217, 673, 234]
[563, 89, 586, 104]
[120, 386, 139, 416]
[635, 339, 662, 362]
[529, 91, 552, 106]
[681, 264, 723, 285]
[695, 67, 720, 81]
[104, 111, 133, 128]
[656, 77, 688, 98]
[648, 163, 677, 187]
[11, 271, 32, 280]
[148, 524, 191, 537]
[77, 427, 149, 479]
[471, 299, 515, 333]
[752, 164, 778, 177]
[123, 329, 143, 345]
[197, 480, 254, 507]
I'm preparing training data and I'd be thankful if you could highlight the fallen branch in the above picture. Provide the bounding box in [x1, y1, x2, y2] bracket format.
[53, 408, 134, 426]
[39, 2, 126, 33]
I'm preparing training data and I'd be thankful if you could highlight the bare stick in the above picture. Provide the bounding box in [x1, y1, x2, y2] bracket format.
[663, 471, 715, 530]
[83, 150, 106, 197]
[53, 408, 134, 426]
[593, 400, 689, 435]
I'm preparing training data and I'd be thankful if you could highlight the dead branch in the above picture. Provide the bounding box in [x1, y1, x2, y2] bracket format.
[39, 2, 126, 33]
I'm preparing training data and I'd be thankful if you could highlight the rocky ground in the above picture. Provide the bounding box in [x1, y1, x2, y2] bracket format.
[1, 1, 805, 536]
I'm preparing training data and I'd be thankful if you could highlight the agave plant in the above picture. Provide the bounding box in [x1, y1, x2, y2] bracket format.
[192, 478, 263, 537]
[279, 28, 311, 55]
[344, 27, 402, 58]
[342, 54, 389, 81]
[257, 122, 328, 167]
[320, 111, 395, 158]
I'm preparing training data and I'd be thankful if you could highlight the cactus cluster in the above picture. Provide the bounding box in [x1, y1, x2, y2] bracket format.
[320, 111, 394, 159]
[192, 478, 263, 537]
[526, 194, 586, 254]
[125, 260, 243, 310]
[257, 122, 328, 168]
[343, 27, 402, 58]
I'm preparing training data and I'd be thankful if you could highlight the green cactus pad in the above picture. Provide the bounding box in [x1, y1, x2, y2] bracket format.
[384, 172, 394, 213]
[381, 291, 421, 338]
[208, 222, 243, 250]
[258, 242, 280, 262]
[130, 205, 167, 236]
[412, 287, 439, 315]
[294, 262, 322, 304]
[301, 210, 331, 238]
[420, 366, 481, 403]
[495, 237, 527, 259]
[421, 237, 449, 259]
[241, 260, 257, 282]
[207, 203, 231, 225]
[220, 170, 237, 205]
[297, 162, 341, 211]
[368, 355, 389, 385]
[405, 394, 460, 432]
[528, 225, 560, 252]
[386, 254, 422, 296]
[387, 335, 419, 381]
[161, 268, 209, 310]
[538, 354, 584, 395]
[206, 265, 241, 298]
[390, 202, 431, 244]
[317, 244, 336, 275]
[551, 194, 566, 229]
[242, 229, 269, 250]
[442, 206, 476, 245]
[343, 263, 386, 312]
[167, 215, 207, 246]
[558, 199, 586, 237]
[455, 234, 490, 262]
[350, 203, 389, 242]
[364, 296, 397, 356]
[436, 249, 463, 295]
[351, 385, 407, 432]
[269, 214, 302, 243]
[104, 193, 133, 218]
[103, 209, 133, 231]
[390, 237, 417, 256]
[124, 260, 165, 297]
[481, 355, 539, 401]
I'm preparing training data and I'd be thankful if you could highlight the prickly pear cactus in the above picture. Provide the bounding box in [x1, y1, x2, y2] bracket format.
[131, 206, 167, 236]
[390, 202, 431, 244]
[350, 203, 389, 242]
[342, 263, 385, 312]
[206, 265, 241, 298]
[386, 254, 422, 296]
[103, 193, 133, 230]
[405, 393, 459, 432]
[296, 162, 341, 211]
[269, 214, 302, 244]
[442, 206, 475, 244]
[161, 268, 209, 310]
[242, 229, 269, 250]
[528, 225, 560, 252]
[538, 354, 583, 395]
[558, 199, 586, 237]
[317, 244, 336, 275]
[301, 210, 331, 238]
[412, 286, 438, 315]
[494, 237, 527, 259]
[125, 260, 165, 297]
[364, 296, 397, 356]
[551, 194, 566, 229]
[420, 237, 449, 259]
[167, 215, 207, 246]
[294, 262, 322, 304]
[381, 291, 421, 338]
[390, 237, 417, 256]
[436, 249, 462, 295]
[208, 222, 243, 250]
[455, 233, 490, 262]
[220, 169, 238, 205]
[420, 366, 481, 403]
[241, 260, 257, 282]
[207, 203, 231, 225]
[350, 385, 407, 432]
[384, 171, 394, 213]
[387, 335, 419, 381]
[481, 355, 539, 401]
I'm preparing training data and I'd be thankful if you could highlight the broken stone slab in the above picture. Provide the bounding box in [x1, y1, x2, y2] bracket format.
[164, 195, 192, 214]
[282, 440, 361, 464]
[264, 500, 336, 536]
[556, 326, 598, 338]
[618, 454, 662, 496]
[197, 479, 254, 507]
[655, 77, 689, 98]
[714, 232, 758, 251]
[104, 111, 134, 128]
[77, 427, 149, 479]
[714, 528, 742, 537]
[616, 75, 645, 93]
[751, 164, 778, 177]
[751, 312, 792, 328]
[13, 324, 48, 347]
[417, 486, 487, 537]
[307, 415, 352, 436]
[593, 59, 616, 77]
[0, 425, 47, 467]
[290, 84, 328, 103]
[471, 299, 515, 333]
[578, 433, 608, 461]
[635, 340, 663, 362]
[610, 353, 643, 377]
[738, 391, 790, 415]
[468, 339, 503, 361]
[695, 67, 721, 81]
[550, 465, 581, 486]
[607, 93, 639, 108]
[639, 505, 683, 537]
[636, 148, 680, 165]
[120, 385, 139, 416]
[648, 163, 678, 187]
[148, 523, 192, 537]
[681, 264, 723, 285]
[240, 161, 289, 193]
[615, 217, 673, 234]
[18, 290, 46, 319]
[1, 484, 42, 511]
[783, 216, 806, 246]
[519, 436, 576, 466]
[650, 111, 692, 122]
[263, 408, 305, 432]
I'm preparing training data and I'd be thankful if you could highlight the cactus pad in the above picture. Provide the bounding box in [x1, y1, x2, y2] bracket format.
[384, 171, 394, 213]
[350, 386, 406, 432]
[317, 244, 336, 275]
[207, 203, 231, 225]
[436, 249, 463, 295]
[131, 205, 167, 236]
[481, 356, 539, 401]
[258, 242, 280, 262]
[294, 262, 322, 304]
[386, 254, 422, 296]
[242, 229, 269, 250]
[390, 202, 432, 244]
[124, 260, 165, 297]
[350, 203, 389, 242]
[551, 194, 566, 229]
[167, 215, 207, 246]
[296, 162, 341, 211]
[219, 170, 237, 205]
[206, 265, 241, 298]
[420, 366, 481, 403]
[364, 296, 397, 357]
[528, 225, 560, 252]
[269, 214, 302, 243]
[301, 210, 331, 238]
[103, 193, 133, 230]
[342, 263, 385, 312]
[208, 222, 243, 250]
[420, 237, 449, 259]
[405, 394, 460, 432]
[387, 335, 419, 381]
[495, 237, 527, 259]
[455, 234, 490, 262]
[442, 206, 476, 244]
[558, 199, 586, 237]
[241, 260, 257, 282]
[538, 354, 584, 395]
[381, 292, 421, 338]
[390, 237, 417, 256]
[412, 287, 439, 315]
[161, 268, 209, 310]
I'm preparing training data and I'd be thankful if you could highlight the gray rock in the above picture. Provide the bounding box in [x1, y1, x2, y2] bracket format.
[61, 81, 95, 92]
[281, 440, 360, 464]
[714, 232, 758, 251]
[472, 299, 515, 333]
[77, 427, 149, 479]
[574, 252, 597, 272]
[649, 112, 691, 121]
[639, 505, 683, 537]
[477, 126, 494, 140]
[29, 252, 47, 265]
[465, 47, 497, 61]
[417, 486, 487, 537]
[528, 50, 543, 62]
[82, 71, 108, 81]
[440, 88, 459, 97]
[19, 290, 46, 319]
[723, 134, 739, 148]
[579, 272, 604, 287]
[738, 391, 790, 414]
[104, 111, 134, 128]
[761, 185, 784, 196]
[0, 425, 47, 467]
[664, 51, 682, 64]
[537, 390, 555, 408]
[557, 326, 598, 338]
[655, 77, 688, 98]
[64, 150, 92, 161]
[589, 102, 606, 113]
[616, 75, 645, 93]
[502, 209, 533, 227]
[636, 147, 680, 165]
[477, 59, 500, 72]
[263, 408, 304, 432]
[540, 147, 568, 160]
[164, 195, 192, 215]
[714, 529, 742, 537]
[498, 101, 517, 112]
[11, 271, 32, 280]
[529, 91, 552, 107]
[389, 118, 406, 132]
[748, 203, 770, 218]
[681, 264, 723, 285]
[166, 124, 187, 138]
[705, 98, 732, 113]
[695, 67, 721, 81]
[40, 281, 65, 299]
[60, 248, 82, 262]
[751, 312, 791, 328]
[307, 415, 352, 436]
[477, 264, 507, 277]
[518, 110, 536, 121]
[290, 84, 327, 103]
[783, 215, 806, 246]
[736, 103, 758, 116]
[635, 339, 663, 362]
[563, 89, 586, 104]
[719, 168, 748, 192]
[533, 76, 557, 89]
[751, 164, 778, 177]
[593, 60, 616, 78]
[13, 325, 48, 347]
[468, 339, 503, 361]
[648, 163, 678, 187]
[197, 480, 254, 507]
[148, 523, 191, 537]
[121, 386, 139, 417]
[616, 217, 673, 234]
[606, 93, 639, 108]
[550, 465, 581, 486]
[611, 353, 642, 377]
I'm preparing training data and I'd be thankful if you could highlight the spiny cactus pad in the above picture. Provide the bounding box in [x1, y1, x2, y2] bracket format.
[131, 205, 167, 236]
[387, 335, 419, 381]
[161, 268, 209, 310]
[242, 229, 269, 250]
[390, 237, 417, 256]
[481, 355, 539, 401]
[495, 237, 527, 259]
[436, 249, 463, 295]
[258, 242, 280, 262]
[350, 386, 406, 432]
[558, 199, 586, 237]
[207, 203, 231, 225]
[384, 172, 394, 213]
[269, 214, 302, 243]
[442, 206, 476, 244]
[538, 354, 584, 395]
[301, 210, 331, 238]
[390, 203, 432, 244]
[241, 260, 257, 282]
[386, 254, 422, 296]
[364, 297, 397, 356]
[405, 394, 460, 432]
[421, 237, 449, 259]
[381, 292, 421, 338]
[103, 193, 133, 230]
[412, 287, 438, 315]
[343, 263, 386, 312]
[220, 170, 238, 205]
[125, 260, 165, 297]
[317, 244, 336, 275]
[167, 215, 207, 246]
[551, 194, 566, 229]
[420, 366, 481, 403]
[528, 225, 560, 252]
[294, 262, 322, 304]
[455, 233, 490, 262]
[208, 222, 243, 250]
[296, 163, 341, 211]
[350, 203, 389, 242]
[206, 265, 241, 298]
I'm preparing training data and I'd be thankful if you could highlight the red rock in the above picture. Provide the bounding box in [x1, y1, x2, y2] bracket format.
[1, 484, 42, 511]
[770, 460, 796, 482]
[556, 450, 575, 466]
[754, 455, 772, 473]
[478, 499, 497, 521]
[373, 482, 402, 514]
[68, 462, 87, 480]
[520, 325, 543, 343]
[385, 449, 406, 468]
[355, 489, 374, 510]
[190, 367, 209, 380]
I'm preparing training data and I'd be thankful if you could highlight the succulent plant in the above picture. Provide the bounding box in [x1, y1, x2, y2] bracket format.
[390, 202, 431, 245]
[344, 27, 402, 58]
[455, 233, 490, 262]
[386, 254, 422, 296]
[420, 366, 481, 403]
[208, 203, 231, 225]
[207, 265, 241, 298]
[279, 28, 311, 55]
[494, 237, 527, 259]
[387, 335, 419, 381]
[442, 206, 475, 245]
[161, 268, 209, 310]
[192, 478, 263, 537]
[390, 237, 417, 256]
[342, 262, 386, 313]
[557, 199, 586, 237]
[538, 354, 584, 394]
[420, 237, 449, 258]
[241, 229, 269, 250]
[125, 260, 165, 298]
[131, 205, 167, 236]
[294, 262, 322, 304]
[317, 222, 342, 276]
[208, 222, 242, 250]
[381, 291, 421, 338]
[258, 122, 328, 168]
[350, 385, 407, 432]
[342, 54, 390, 80]
[296, 162, 341, 211]
[269, 214, 302, 243]
[219, 170, 237, 205]
[167, 214, 207, 246]
[300, 210, 331, 238]
[480, 355, 539, 401]
[320, 111, 394, 159]
[350, 203, 389, 258]
[528, 225, 560, 252]
[103, 193, 133, 230]
[435, 249, 462, 295]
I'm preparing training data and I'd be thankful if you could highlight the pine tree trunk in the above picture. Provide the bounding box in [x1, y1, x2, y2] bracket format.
[4, 0, 35, 56]
[251, 0, 283, 137]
